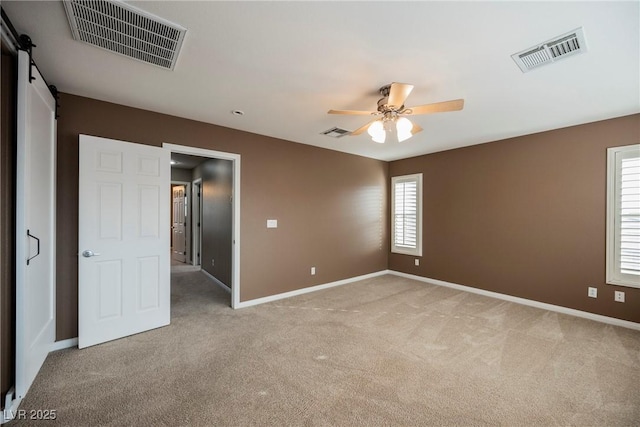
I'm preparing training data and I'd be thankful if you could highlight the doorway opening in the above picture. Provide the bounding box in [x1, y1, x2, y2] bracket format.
[170, 181, 190, 265]
[165, 144, 240, 309]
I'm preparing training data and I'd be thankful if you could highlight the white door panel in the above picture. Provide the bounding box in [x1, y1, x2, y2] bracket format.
[15, 50, 56, 400]
[79, 135, 170, 349]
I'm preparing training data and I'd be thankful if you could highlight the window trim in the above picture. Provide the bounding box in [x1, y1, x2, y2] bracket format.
[606, 144, 640, 288]
[391, 173, 423, 257]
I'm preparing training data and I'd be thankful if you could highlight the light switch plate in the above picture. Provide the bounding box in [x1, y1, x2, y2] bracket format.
[267, 219, 278, 228]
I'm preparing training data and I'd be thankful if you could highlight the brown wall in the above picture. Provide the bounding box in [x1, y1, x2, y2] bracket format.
[56, 93, 390, 340]
[1, 42, 17, 407]
[389, 114, 640, 323]
[198, 159, 233, 286]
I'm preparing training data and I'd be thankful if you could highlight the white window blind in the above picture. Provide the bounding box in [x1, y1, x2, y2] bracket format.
[607, 144, 640, 288]
[392, 174, 422, 256]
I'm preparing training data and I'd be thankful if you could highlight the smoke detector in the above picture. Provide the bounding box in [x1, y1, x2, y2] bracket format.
[63, 0, 187, 70]
[512, 28, 587, 73]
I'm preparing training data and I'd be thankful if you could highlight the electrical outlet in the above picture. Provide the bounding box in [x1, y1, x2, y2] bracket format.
[588, 287, 597, 298]
[415, 259, 420, 266]
[311, 267, 316, 275]
[614, 291, 625, 303]
[211, 259, 215, 267]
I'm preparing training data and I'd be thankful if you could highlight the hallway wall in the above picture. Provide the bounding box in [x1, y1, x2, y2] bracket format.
[195, 159, 233, 286]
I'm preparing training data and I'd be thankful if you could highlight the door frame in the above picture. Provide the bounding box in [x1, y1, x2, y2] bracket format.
[191, 178, 202, 267]
[170, 181, 191, 263]
[163, 143, 241, 309]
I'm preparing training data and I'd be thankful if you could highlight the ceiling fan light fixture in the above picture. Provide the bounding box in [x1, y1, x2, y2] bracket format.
[372, 134, 386, 144]
[328, 82, 464, 144]
[396, 117, 413, 142]
[368, 120, 386, 143]
[383, 119, 395, 134]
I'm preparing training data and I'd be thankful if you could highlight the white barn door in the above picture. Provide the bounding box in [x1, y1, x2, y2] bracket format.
[78, 135, 170, 348]
[15, 50, 57, 400]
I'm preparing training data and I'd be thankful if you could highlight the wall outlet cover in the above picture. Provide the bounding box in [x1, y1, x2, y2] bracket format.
[588, 287, 597, 298]
[614, 291, 625, 303]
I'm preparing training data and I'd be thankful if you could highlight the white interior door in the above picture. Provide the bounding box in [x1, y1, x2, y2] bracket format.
[15, 50, 56, 400]
[78, 135, 170, 349]
[172, 185, 187, 263]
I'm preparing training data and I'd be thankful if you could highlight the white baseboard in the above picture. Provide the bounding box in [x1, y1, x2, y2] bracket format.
[1, 387, 20, 424]
[50, 337, 78, 352]
[235, 270, 390, 309]
[201, 269, 232, 294]
[390, 270, 640, 331]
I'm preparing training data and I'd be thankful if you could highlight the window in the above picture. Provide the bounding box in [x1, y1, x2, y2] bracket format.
[606, 144, 640, 288]
[392, 173, 422, 256]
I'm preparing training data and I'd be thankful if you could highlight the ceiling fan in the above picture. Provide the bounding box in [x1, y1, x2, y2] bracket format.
[328, 82, 464, 143]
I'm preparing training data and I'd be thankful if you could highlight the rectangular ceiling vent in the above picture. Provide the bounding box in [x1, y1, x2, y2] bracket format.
[63, 0, 187, 70]
[511, 27, 587, 73]
[321, 127, 350, 138]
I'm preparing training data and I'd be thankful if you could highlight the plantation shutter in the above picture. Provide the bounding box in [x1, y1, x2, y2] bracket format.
[395, 180, 418, 248]
[607, 144, 640, 288]
[391, 174, 422, 256]
[619, 153, 640, 276]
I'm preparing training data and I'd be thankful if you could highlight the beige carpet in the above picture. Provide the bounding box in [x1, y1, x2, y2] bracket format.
[9, 273, 640, 426]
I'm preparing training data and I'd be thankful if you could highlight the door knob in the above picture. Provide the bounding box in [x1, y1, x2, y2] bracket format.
[82, 250, 101, 258]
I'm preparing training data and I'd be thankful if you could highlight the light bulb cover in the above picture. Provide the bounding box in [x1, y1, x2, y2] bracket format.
[372, 133, 386, 143]
[367, 120, 383, 137]
[368, 120, 386, 143]
[396, 117, 414, 142]
[396, 117, 412, 132]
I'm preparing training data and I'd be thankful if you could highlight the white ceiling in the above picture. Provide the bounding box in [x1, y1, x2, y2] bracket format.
[3, 1, 639, 161]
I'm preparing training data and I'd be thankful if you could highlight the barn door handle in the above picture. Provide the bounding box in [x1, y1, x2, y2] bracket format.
[26, 229, 40, 265]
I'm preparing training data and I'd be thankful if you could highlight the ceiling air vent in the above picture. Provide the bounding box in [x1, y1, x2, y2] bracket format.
[63, 0, 186, 70]
[511, 27, 587, 73]
[321, 127, 350, 138]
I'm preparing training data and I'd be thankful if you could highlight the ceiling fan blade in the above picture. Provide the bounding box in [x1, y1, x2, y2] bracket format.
[350, 119, 378, 136]
[405, 99, 464, 115]
[411, 123, 423, 135]
[327, 109, 375, 115]
[387, 83, 414, 108]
